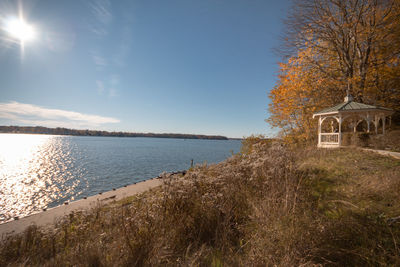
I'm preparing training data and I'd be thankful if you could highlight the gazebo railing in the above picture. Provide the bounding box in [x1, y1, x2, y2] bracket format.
[320, 133, 339, 144]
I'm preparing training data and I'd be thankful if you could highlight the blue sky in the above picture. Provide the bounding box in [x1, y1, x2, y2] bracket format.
[0, 0, 290, 138]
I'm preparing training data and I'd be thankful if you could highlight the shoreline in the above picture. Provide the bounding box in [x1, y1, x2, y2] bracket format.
[0, 126, 231, 140]
[0, 176, 168, 237]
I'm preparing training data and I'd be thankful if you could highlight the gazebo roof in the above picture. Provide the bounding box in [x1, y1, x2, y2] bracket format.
[313, 96, 393, 117]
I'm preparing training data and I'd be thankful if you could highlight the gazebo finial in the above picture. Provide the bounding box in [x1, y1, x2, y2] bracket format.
[344, 89, 353, 102]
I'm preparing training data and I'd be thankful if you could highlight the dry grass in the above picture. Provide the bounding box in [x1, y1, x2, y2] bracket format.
[341, 129, 400, 152]
[296, 147, 400, 266]
[1, 141, 399, 266]
[370, 130, 400, 152]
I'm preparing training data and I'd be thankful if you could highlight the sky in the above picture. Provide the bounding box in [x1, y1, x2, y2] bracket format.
[0, 0, 291, 138]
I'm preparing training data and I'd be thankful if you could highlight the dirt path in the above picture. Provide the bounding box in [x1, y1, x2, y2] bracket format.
[362, 148, 400, 160]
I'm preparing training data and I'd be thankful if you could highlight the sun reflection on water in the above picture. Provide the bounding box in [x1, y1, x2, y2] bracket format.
[0, 134, 242, 223]
[0, 134, 85, 222]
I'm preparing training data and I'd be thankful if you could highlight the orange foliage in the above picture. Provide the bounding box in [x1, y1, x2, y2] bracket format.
[268, 0, 400, 142]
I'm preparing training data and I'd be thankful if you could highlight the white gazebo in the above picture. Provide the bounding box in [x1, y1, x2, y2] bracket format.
[313, 95, 394, 148]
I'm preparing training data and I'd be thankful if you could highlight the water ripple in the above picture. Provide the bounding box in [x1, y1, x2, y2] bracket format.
[0, 134, 241, 223]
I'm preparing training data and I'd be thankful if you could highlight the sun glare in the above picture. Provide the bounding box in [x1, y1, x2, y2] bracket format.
[4, 18, 35, 42]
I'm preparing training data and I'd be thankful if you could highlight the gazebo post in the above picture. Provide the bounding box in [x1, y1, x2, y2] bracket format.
[383, 116, 386, 135]
[338, 115, 342, 146]
[366, 113, 370, 133]
[374, 115, 378, 134]
[318, 116, 321, 146]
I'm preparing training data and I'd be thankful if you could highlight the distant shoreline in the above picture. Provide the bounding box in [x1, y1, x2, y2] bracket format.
[0, 126, 235, 140]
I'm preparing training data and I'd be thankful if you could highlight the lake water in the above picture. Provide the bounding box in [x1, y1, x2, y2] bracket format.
[0, 134, 241, 223]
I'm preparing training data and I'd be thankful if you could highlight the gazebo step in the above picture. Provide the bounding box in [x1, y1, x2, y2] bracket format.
[318, 143, 340, 148]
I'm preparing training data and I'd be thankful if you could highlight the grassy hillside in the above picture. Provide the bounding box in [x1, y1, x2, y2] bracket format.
[1, 141, 399, 266]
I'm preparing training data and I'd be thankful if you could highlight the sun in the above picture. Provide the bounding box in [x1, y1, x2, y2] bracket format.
[4, 18, 35, 42]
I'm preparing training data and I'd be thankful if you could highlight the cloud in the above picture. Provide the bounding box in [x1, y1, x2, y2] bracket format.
[88, 0, 112, 36]
[112, 26, 133, 67]
[96, 80, 105, 94]
[90, 0, 112, 25]
[0, 101, 120, 128]
[91, 52, 107, 69]
[110, 74, 119, 85]
[96, 75, 119, 97]
[109, 87, 117, 97]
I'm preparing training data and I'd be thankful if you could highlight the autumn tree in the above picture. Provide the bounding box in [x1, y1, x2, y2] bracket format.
[268, 0, 400, 141]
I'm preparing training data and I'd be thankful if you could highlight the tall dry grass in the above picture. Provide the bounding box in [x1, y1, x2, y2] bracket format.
[1, 140, 399, 266]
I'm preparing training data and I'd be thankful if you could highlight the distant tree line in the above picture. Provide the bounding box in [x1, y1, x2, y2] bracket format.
[0, 126, 229, 140]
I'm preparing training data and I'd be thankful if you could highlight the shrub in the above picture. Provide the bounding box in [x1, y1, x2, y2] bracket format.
[240, 134, 272, 155]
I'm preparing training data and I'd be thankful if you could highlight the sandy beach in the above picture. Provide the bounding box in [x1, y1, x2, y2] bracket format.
[0, 177, 163, 237]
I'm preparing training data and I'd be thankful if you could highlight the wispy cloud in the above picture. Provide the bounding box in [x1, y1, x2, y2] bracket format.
[90, 0, 112, 25]
[88, 1, 133, 98]
[96, 80, 105, 94]
[88, 0, 112, 36]
[0, 101, 120, 128]
[109, 87, 117, 97]
[91, 51, 107, 70]
[90, 50, 108, 71]
[96, 74, 120, 97]
[112, 22, 133, 67]
[110, 74, 120, 86]
[108, 74, 119, 97]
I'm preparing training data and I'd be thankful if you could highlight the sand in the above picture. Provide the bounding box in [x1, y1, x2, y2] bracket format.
[0, 177, 163, 237]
